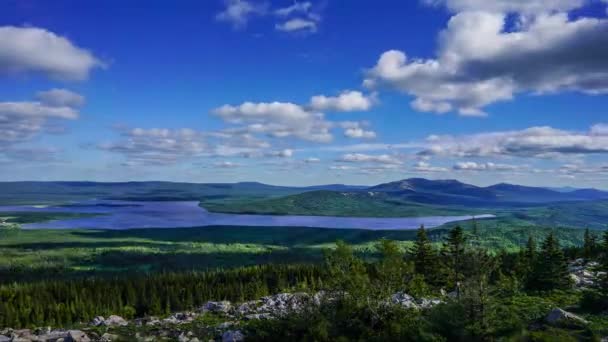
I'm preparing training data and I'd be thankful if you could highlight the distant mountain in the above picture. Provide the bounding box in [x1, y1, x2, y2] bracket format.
[1, 179, 607, 207]
[370, 178, 495, 199]
[370, 178, 608, 205]
[545, 186, 581, 193]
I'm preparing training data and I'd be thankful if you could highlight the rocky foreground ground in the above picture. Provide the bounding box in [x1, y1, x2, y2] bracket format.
[1, 260, 605, 342]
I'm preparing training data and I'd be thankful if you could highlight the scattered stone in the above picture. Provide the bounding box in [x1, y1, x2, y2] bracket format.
[202, 301, 232, 314]
[417, 297, 442, 309]
[546, 308, 589, 326]
[91, 316, 105, 326]
[218, 322, 236, 329]
[222, 330, 244, 342]
[0, 336, 9, 342]
[104, 315, 128, 327]
[101, 333, 119, 341]
[66, 330, 90, 342]
[390, 292, 418, 309]
[244, 313, 273, 320]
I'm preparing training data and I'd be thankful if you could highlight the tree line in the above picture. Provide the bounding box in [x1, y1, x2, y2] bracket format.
[1, 225, 608, 340]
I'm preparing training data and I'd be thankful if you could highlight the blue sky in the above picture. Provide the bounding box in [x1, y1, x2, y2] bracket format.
[0, 0, 607, 188]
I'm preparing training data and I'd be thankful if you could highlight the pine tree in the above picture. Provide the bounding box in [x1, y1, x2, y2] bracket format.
[600, 231, 608, 295]
[521, 236, 537, 288]
[583, 228, 596, 261]
[375, 239, 408, 298]
[411, 225, 438, 284]
[532, 233, 571, 291]
[441, 226, 467, 290]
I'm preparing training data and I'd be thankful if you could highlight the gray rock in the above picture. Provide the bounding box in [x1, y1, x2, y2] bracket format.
[100, 333, 119, 342]
[244, 313, 273, 320]
[91, 316, 105, 326]
[390, 292, 418, 309]
[218, 322, 235, 329]
[417, 298, 442, 309]
[0, 335, 9, 342]
[202, 301, 232, 313]
[546, 308, 589, 326]
[222, 330, 244, 342]
[66, 330, 90, 342]
[39, 330, 70, 341]
[104, 315, 128, 327]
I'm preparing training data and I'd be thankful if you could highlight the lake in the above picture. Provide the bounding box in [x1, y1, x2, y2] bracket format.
[0, 200, 494, 230]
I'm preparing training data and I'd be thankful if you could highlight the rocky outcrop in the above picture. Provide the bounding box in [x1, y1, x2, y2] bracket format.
[201, 301, 232, 314]
[569, 259, 602, 289]
[0, 328, 90, 342]
[66, 330, 91, 342]
[0, 291, 443, 342]
[222, 330, 244, 342]
[390, 292, 442, 309]
[90, 315, 128, 327]
[545, 308, 589, 326]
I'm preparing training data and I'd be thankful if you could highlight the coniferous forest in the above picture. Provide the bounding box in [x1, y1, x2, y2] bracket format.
[2, 225, 608, 340]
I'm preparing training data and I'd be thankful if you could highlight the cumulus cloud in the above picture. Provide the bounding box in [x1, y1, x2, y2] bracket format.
[558, 163, 608, 175]
[0, 26, 103, 81]
[0, 90, 82, 155]
[275, 2, 312, 16]
[338, 153, 403, 165]
[98, 128, 207, 165]
[36, 89, 85, 108]
[274, 1, 321, 33]
[339, 121, 376, 139]
[419, 125, 608, 158]
[364, 8, 608, 116]
[329, 165, 354, 171]
[453, 161, 522, 171]
[265, 148, 294, 158]
[344, 127, 377, 139]
[213, 161, 241, 168]
[310, 90, 375, 112]
[216, 0, 267, 29]
[423, 0, 586, 14]
[413, 161, 448, 172]
[275, 18, 318, 32]
[213, 101, 333, 143]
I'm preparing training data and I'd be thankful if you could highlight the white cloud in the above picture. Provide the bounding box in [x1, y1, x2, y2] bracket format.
[419, 125, 608, 158]
[558, 163, 608, 175]
[364, 10, 608, 116]
[0, 26, 103, 81]
[423, 0, 586, 14]
[266, 148, 294, 158]
[36, 89, 85, 108]
[275, 18, 318, 32]
[275, 2, 313, 16]
[304, 157, 320, 163]
[0, 90, 82, 155]
[329, 165, 354, 171]
[216, 0, 267, 29]
[213, 101, 333, 143]
[98, 128, 207, 165]
[338, 153, 403, 165]
[413, 161, 448, 172]
[310, 90, 375, 112]
[213, 161, 241, 168]
[339, 121, 376, 139]
[344, 127, 377, 139]
[453, 161, 522, 171]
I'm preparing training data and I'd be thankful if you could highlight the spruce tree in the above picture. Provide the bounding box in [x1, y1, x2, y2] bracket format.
[411, 225, 438, 284]
[532, 233, 571, 291]
[441, 226, 467, 290]
[583, 228, 596, 261]
[520, 236, 537, 289]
